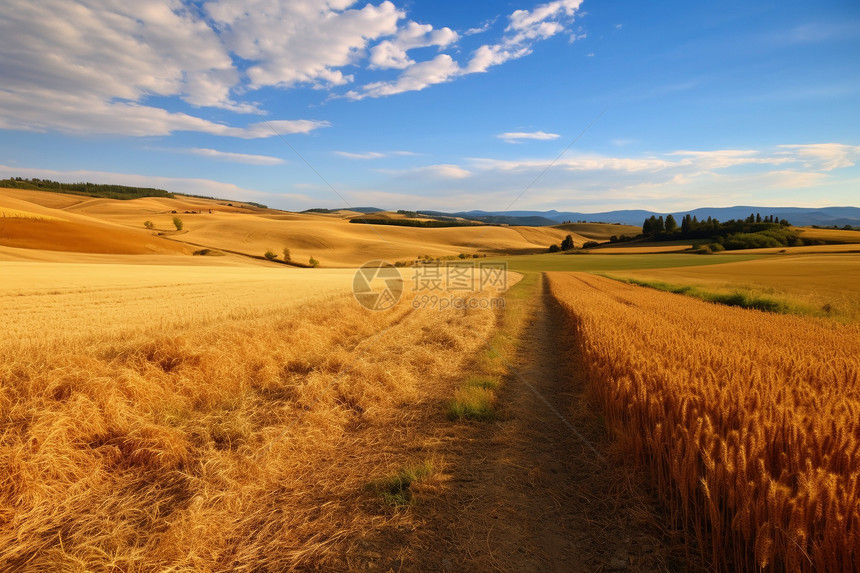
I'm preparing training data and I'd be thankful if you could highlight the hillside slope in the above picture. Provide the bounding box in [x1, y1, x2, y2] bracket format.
[0, 188, 572, 266]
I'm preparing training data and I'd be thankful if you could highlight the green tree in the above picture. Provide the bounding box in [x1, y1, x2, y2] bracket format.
[172, 216, 183, 231]
[681, 214, 692, 234]
[548, 244, 561, 253]
[642, 217, 652, 235]
[560, 234, 575, 251]
[282, 247, 291, 262]
[664, 214, 678, 233]
[144, 220, 154, 230]
[308, 256, 320, 268]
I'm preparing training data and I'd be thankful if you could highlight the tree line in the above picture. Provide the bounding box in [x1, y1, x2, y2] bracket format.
[642, 212, 813, 251]
[1, 177, 174, 200]
[642, 212, 790, 238]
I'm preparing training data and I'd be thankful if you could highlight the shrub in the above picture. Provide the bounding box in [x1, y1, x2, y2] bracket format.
[264, 250, 278, 261]
[308, 256, 320, 268]
[144, 220, 154, 230]
[172, 216, 183, 231]
[583, 241, 600, 249]
[282, 248, 291, 262]
[548, 244, 561, 253]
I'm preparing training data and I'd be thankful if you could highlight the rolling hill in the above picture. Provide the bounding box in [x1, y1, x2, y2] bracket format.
[0, 188, 581, 266]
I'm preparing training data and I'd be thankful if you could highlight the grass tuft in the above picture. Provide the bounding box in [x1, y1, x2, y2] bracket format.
[463, 375, 501, 391]
[448, 385, 496, 421]
[368, 460, 436, 507]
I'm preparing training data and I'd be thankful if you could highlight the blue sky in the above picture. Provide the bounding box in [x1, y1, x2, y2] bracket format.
[0, 0, 858, 212]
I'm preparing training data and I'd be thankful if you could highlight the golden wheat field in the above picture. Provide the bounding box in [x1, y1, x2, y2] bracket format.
[608, 253, 860, 321]
[548, 272, 860, 571]
[0, 261, 512, 571]
[0, 262, 357, 345]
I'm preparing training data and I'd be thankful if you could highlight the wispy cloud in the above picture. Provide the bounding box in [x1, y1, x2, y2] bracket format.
[391, 164, 471, 179]
[465, 18, 497, 36]
[497, 131, 561, 143]
[456, 143, 860, 211]
[184, 148, 285, 165]
[334, 150, 422, 159]
[334, 151, 387, 160]
[777, 143, 860, 171]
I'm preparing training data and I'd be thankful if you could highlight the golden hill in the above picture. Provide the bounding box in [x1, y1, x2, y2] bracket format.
[553, 222, 642, 240]
[0, 188, 580, 266]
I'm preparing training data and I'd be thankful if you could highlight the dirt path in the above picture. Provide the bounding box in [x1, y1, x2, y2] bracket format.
[410, 274, 681, 572]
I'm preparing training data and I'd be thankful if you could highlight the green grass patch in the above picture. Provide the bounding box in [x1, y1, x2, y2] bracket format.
[484, 252, 767, 274]
[606, 276, 793, 314]
[448, 386, 497, 421]
[368, 460, 436, 507]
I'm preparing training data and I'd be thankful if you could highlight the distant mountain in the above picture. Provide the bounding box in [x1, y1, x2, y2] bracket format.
[455, 214, 560, 226]
[428, 207, 860, 228]
[303, 206, 384, 214]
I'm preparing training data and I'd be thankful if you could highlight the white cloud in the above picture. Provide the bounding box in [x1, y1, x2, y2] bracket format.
[667, 149, 793, 170]
[0, 0, 342, 137]
[469, 155, 674, 173]
[348, 0, 584, 99]
[210, 0, 402, 88]
[508, 0, 581, 33]
[777, 143, 860, 171]
[0, 0, 240, 110]
[497, 131, 561, 143]
[454, 143, 860, 211]
[0, 87, 330, 138]
[335, 151, 388, 159]
[369, 21, 458, 69]
[395, 164, 471, 179]
[241, 120, 332, 139]
[464, 0, 582, 73]
[465, 19, 496, 36]
[184, 148, 285, 165]
[470, 144, 859, 176]
[0, 0, 591, 131]
[347, 54, 461, 99]
[335, 150, 422, 159]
